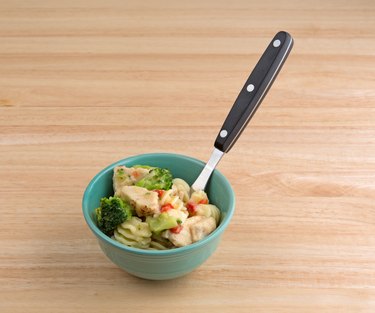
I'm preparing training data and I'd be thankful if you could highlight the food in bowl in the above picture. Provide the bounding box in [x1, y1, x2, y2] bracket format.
[82, 153, 235, 280]
[95, 164, 221, 250]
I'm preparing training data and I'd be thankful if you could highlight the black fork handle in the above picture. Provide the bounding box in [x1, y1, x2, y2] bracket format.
[214, 31, 294, 153]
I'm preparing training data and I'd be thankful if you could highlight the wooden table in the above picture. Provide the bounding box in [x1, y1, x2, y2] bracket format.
[1, 0, 374, 312]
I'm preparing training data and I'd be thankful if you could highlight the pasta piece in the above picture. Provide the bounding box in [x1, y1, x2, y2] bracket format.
[148, 241, 169, 250]
[195, 204, 221, 225]
[148, 233, 174, 250]
[190, 217, 216, 242]
[190, 190, 209, 204]
[159, 189, 185, 211]
[114, 217, 152, 249]
[165, 208, 188, 224]
[172, 178, 190, 203]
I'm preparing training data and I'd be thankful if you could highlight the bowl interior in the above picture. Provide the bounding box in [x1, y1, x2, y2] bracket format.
[83, 153, 235, 254]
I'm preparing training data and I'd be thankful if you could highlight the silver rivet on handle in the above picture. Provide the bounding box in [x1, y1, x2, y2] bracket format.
[273, 39, 281, 47]
[246, 84, 255, 92]
[219, 130, 228, 138]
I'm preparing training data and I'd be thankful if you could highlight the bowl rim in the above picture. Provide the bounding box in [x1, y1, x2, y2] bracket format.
[82, 152, 235, 256]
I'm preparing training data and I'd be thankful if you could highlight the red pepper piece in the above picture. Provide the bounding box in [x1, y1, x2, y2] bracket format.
[186, 201, 197, 216]
[155, 190, 164, 198]
[170, 225, 183, 234]
[161, 203, 174, 212]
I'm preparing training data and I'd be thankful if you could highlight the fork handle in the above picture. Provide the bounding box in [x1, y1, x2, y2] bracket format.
[214, 31, 294, 153]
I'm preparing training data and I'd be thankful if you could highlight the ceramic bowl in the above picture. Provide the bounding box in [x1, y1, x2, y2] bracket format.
[82, 153, 235, 280]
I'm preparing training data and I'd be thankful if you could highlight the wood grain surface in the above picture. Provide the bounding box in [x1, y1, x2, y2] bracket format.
[1, 0, 375, 312]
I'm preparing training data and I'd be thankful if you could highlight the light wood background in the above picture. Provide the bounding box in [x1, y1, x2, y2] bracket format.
[1, 0, 375, 312]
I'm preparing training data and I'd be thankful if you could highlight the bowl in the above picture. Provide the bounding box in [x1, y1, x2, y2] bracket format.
[82, 153, 235, 280]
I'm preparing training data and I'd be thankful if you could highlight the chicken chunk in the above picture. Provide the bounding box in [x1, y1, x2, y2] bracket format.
[163, 216, 216, 247]
[113, 166, 150, 194]
[162, 216, 204, 247]
[163, 215, 217, 247]
[117, 185, 159, 217]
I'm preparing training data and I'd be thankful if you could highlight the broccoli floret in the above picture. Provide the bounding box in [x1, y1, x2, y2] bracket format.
[95, 196, 133, 236]
[135, 167, 173, 190]
[146, 213, 178, 233]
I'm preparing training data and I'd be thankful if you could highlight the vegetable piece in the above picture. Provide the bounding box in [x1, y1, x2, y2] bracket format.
[146, 213, 178, 233]
[161, 203, 174, 213]
[95, 196, 132, 236]
[186, 201, 197, 216]
[154, 189, 165, 198]
[135, 167, 173, 191]
[170, 225, 183, 234]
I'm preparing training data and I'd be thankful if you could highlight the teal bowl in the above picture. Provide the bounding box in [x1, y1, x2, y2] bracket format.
[82, 153, 235, 280]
